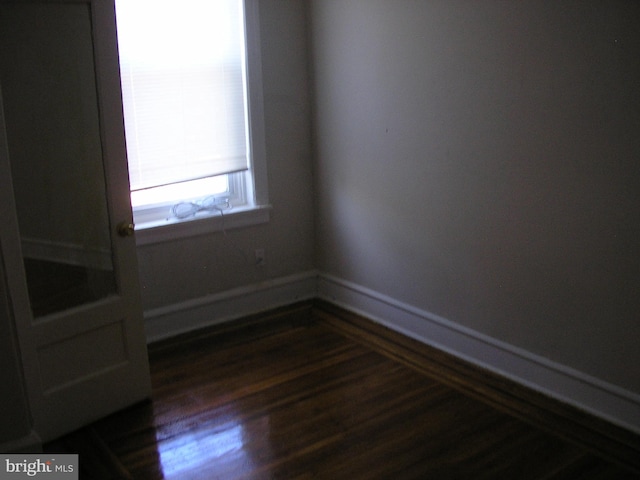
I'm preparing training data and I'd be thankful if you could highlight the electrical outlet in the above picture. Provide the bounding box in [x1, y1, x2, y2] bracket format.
[255, 248, 266, 267]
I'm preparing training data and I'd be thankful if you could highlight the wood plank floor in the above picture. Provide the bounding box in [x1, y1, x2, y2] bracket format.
[45, 303, 640, 479]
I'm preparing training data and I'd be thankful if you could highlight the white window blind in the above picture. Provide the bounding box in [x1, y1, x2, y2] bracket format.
[115, 0, 249, 192]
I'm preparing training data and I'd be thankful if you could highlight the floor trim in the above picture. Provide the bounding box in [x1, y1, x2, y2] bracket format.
[312, 299, 640, 473]
[316, 274, 640, 438]
[140, 271, 640, 471]
[143, 270, 318, 343]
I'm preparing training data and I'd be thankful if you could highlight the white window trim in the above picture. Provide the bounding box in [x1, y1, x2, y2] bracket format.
[129, 0, 269, 245]
[132, 171, 247, 226]
[134, 203, 271, 245]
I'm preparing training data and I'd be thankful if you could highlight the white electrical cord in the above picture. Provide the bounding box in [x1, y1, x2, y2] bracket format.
[170, 196, 249, 264]
[171, 196, 231, 219]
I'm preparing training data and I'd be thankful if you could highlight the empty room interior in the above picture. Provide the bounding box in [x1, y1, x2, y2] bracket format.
[1, 0, 639, 478]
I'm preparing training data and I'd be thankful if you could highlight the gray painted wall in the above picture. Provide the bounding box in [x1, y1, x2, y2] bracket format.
[135, 0, 315, 310]
[310, 0, 640, 394]
[4, 0, 640, 447]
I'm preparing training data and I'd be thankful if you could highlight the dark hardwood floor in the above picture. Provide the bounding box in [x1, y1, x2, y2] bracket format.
[45, 302, 640, 479]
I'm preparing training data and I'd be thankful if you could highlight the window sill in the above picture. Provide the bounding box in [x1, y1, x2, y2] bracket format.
[133, 204, 271, 246]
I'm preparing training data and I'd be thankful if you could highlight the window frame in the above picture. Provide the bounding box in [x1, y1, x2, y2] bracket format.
[119, 0, 269, 245]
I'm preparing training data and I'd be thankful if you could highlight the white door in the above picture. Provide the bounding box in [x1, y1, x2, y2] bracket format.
[0, 0, 151, 442]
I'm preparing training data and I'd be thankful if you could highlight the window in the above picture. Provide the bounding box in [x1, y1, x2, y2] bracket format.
[114, 0, 268, 240]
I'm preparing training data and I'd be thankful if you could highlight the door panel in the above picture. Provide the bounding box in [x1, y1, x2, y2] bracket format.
[0, 0, 151, 442]
[1, 2, 116, 317]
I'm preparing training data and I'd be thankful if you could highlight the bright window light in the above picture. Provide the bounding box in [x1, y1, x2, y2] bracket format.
[130, 175, 229, 208]
[115, 0, 249, 210]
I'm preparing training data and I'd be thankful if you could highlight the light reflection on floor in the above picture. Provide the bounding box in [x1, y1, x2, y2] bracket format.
[157, 420, 252, 478]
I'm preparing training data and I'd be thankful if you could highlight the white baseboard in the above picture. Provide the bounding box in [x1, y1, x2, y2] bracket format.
[144, 270, 318, 343]
[317, 273, 640, 435]
[142, 270, 640, 435]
